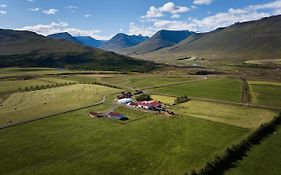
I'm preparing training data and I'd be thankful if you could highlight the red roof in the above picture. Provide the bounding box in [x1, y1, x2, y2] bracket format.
[108, 112, 122, 117]
[137, 101, 161, 107]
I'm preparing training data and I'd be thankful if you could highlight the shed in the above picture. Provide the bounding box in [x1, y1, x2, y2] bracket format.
[108, 112, 125, 120]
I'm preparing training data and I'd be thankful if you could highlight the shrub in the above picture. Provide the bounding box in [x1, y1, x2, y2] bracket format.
[136, 94, 152, 101]
[174, 96, 189, 104]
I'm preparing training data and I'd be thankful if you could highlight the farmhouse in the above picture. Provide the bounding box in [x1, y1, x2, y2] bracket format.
[89, 112, 103, 118]
[108, 112, 125, 120]
[137, 101, 162, 110]
[117, 98, 133, 104]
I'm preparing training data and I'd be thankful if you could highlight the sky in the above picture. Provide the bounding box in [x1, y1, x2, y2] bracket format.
[0, 0, 281, 40]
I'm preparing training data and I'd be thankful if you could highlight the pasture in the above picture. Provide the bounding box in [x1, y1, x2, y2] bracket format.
[0, 107, 248, 175]
[173, 100, 277, 129]
[225, 125, 281, 175]
[0, 84, 119, 127]
[249, 81, 281, 107]
[151, 95, 176, 104]
[150, 78, 243, 102]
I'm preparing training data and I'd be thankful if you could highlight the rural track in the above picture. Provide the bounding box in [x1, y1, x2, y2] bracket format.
[0, 96, 106, 130]
[151, 92, 281, 111]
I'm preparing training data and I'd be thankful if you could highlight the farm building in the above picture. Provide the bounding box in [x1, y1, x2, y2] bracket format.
[136, 101, 162, 110]
[117, 92, 133, 100]
[89, 112, 104, 118]
[108, 112, 125, 120]
[117, 98, 133, 104]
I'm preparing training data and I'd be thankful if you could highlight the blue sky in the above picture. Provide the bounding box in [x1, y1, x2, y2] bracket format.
[0, 0, 280, 39]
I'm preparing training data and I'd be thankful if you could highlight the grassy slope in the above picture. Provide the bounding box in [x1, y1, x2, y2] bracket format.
[150, 78, 242, 102]
[173, 100, 277, 129]
[249, 82, 281, 107]
[0, 108, 248, 175]
[225, 125, 281, 175]
[0, 84, 119, 127]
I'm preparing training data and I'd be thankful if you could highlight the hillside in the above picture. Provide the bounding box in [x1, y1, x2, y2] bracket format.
[142, 15, 281, 63]
[47, 32, 81, 44]
[100, 33, 149, 52]
[121, 30, 194, 55]
[0, 29, 157, 72]
[75, 36, 106, 48]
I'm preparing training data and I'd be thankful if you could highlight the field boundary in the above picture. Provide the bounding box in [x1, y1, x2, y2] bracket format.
[0, 96, 106, 130]
[150, 92, 281, 111]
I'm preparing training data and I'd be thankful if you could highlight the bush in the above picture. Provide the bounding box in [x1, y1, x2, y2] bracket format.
[136, 94, 152, 101]
[174, 96, 189, 104]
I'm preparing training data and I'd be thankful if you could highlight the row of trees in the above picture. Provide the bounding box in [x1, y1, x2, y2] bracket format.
[89, 82, 123, 89]
[18, 82, 76, 92]
[186, 113, 281, 175]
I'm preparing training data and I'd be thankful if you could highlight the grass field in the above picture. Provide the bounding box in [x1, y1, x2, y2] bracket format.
[0, 77, 74, 93]
[0, 84, 119, 127]
[249, 81, 281, 107]
[151, 95, 176, 104]
[173, 100, 277, 129]
[150, 78, 243, 102]
[225, 125, 281, 175]
[70, 74, 194, 89]
[0, 107, 248, 175]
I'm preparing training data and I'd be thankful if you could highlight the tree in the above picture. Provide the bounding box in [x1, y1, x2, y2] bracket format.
[136, 94, 152, 101]
[174, 96, 189, 104]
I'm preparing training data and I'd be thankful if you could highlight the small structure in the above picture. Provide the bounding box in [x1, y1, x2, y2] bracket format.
[117, 91, 133, 100]
[89, 112, 104, 118]
[108, 112, 125, 120]
[137, 101, 162, 110]
[117, 98, 133, 104]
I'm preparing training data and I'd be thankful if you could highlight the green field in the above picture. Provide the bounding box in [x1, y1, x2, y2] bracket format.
[173, 100, 277, 129]
[151, 95, 176, 104]
[0, 84, 119, 127]
[150, 78, 243, 102]
[225, 125, 281, 175]
[0, 107, 248, 175]
[249, 81, 281, 107]
[0, 77, 74, 93]
[70, 74, 194, 89]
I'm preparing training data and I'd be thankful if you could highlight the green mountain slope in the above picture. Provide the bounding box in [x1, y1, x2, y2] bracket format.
[0, 29, 157, 72]
[147, 15, 281, 62]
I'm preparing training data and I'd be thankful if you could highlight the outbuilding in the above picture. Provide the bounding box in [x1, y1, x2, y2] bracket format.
[108, 112, 125, 120]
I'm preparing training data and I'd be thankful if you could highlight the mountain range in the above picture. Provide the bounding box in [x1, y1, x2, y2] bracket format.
[0, 29, 157, 72]
[99, 33, 149, 52]
[125, 15, 281, 64]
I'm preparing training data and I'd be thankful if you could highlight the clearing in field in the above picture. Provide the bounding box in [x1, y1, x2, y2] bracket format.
[225, 125, 281, 175]
[151, 95, 176, 105]
[0, 84, 120, 127]
[150, 78, 243, 102]
[172, 100, 277, 128]
[249, 81, 281, 107]
[0, 107, 248, 175]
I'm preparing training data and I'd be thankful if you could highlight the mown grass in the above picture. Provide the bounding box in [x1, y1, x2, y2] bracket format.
[150, 78, 243, 102]
[225, 125, 281, 175]
[173, 100, 277, 129]
[70, 74, 193, 89]
[0, 108, 248, 175]
[0, 84, 120, 127]
[0, 77, 74, 93]
[249, 82, 281, 107]
[151, 95, 176, 104]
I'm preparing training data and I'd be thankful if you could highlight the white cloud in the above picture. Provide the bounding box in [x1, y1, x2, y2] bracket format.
[0, 10, 7, 14]
[159, 2, 189, 14]
[193, 0, 214, 5]
[141, 6, 163, 18]
[128, 22, 156, 36]
[0, 4, 7, 8]
[171, 14, 180, 19]
[29, 8, 40, 12]
[66, 5, 78, 12]
[17, 21, 111, 40]
[132, 0, 281, 35]
[141, 2, 189, 19]
[42, 9, 58, 15]
[84, 14, 92, 18]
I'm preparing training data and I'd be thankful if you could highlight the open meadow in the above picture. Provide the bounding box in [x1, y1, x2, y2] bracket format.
[0, 84, 120, 127]
[149, 78, 243, 103]
[0, 68, 280, 175]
